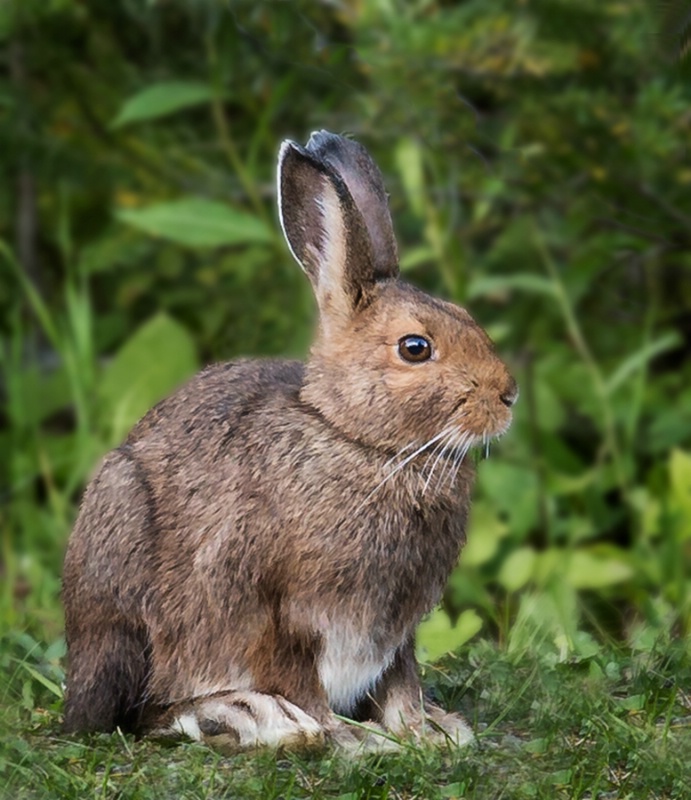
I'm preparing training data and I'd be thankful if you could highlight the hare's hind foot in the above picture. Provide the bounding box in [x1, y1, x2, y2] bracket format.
[151, 691, 325, 752]
[384, 701, 475, 748]
[324, 709, 473, 755]
[423, 706, 475, 747]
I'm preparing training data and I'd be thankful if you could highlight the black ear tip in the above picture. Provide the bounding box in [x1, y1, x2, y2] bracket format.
[307, 129, 355, 156]
[279, 139, 305, 160]
[307, 129, 337, 147]
[278, 139, 328, 175]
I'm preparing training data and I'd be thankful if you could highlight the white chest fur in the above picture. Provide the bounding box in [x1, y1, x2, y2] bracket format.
[317, 622, 396, 715]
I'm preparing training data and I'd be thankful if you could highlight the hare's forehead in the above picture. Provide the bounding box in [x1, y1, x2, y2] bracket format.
[359, 283, 476, 341]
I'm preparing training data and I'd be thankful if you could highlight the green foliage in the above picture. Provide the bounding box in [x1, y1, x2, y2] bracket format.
[99, 312, 199, 444]
[117, 199, 273, 248]
[111, 81, 218, 128]
[0, 0, 690, 732]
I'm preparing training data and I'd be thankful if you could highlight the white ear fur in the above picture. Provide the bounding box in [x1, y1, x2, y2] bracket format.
[310, 182, 351, 325]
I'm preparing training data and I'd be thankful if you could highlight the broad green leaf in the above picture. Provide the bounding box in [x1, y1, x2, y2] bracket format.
[15, 662, 63, 699]
[550, 770, 574, 787]
[466, 273, 557, 301]
[117, 199, 272, 248]
[498, 547, 537, 592]
[548, 468, 597, 496]
[523, 737, 549, 754]
[43, 638, 66, 663]
[483, 322, 512, 343]
[571, 630, 601, 659]
[399, 245, 435, 272]
[463, 502, 509, 566]
[417, 608, 482, 662]
[565, 550, 633, 589]
[478, 461, 539, 537]
[616, 694, 645, 711]
[605, 331, 681, 394]
[440, 783, 466, 797]
[100, 313, 198, 443]
[111, 81, 215, 128]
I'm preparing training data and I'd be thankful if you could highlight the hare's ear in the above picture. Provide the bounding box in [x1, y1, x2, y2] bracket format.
[278, 139, 395, 326]
[306, 131, 398, 278]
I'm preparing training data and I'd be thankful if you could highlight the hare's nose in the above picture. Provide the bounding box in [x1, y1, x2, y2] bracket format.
[500, 379, 518, 408]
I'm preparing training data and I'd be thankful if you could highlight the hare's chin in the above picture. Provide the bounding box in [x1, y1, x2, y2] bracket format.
[458, 414, 513, 443]
[486, 420, 513, 442]
[448, 427, 504, 445]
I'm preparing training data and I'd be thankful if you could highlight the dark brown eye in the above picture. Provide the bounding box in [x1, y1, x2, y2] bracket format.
[398, 334, 432, 363]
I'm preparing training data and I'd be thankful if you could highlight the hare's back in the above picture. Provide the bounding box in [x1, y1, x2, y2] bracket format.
[126, 358, 305, 448]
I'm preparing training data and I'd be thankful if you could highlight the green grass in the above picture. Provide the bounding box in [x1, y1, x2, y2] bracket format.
[1, 635, 689, 800]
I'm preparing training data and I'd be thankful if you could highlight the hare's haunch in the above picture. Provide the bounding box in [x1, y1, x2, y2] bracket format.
[62, 131, 517, 751]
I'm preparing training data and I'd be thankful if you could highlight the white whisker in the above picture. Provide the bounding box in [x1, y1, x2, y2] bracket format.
[437, 431, 464, 489]
[450, 433, 476, 485]
[383, 440, 419, 470]
[355, 428, 453, 514]
[421, 435, 446, 477]
[423, 436, 453, 494]
[388, 427, 452, 475]
[444, 431, 469, 489]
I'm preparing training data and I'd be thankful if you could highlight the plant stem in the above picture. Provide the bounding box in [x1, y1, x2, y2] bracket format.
[534, 228, 629, 497]
[524, 351, 551, 544]
[205, 37, 271, 230]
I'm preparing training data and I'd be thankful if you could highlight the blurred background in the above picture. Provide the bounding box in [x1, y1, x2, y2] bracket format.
[1, 0, 690, 674]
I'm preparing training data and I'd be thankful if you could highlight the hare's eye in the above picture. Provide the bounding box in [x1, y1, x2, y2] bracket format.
[398, 335, 432, 363]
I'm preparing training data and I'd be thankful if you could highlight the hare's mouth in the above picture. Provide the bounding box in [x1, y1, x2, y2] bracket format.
[450, 395, 514, 443]
[360, 422, 506, 509]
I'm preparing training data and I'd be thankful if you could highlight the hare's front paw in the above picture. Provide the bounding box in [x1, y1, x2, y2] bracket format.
[153, 691, 326, 752]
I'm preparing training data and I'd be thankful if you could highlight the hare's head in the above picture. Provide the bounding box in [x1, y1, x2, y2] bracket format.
[279, 131, 517, 459]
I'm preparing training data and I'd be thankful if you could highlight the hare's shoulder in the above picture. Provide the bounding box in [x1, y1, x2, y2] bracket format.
[126, 358, 305, 444]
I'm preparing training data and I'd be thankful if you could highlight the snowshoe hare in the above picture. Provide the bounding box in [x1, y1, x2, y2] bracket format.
[62, 131, 517, 751]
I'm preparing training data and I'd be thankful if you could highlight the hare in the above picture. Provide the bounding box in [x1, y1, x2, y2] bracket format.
[62, 131, 517, 751]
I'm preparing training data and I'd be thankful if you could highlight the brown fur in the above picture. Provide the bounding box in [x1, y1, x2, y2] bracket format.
[62, 132, 516, 748]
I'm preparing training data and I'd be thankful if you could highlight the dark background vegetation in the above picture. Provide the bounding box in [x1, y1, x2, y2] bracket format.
[1, 0, 690, 739]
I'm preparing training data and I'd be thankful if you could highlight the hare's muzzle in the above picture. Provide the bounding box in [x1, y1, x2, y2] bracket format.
[452, 373, 517, 441]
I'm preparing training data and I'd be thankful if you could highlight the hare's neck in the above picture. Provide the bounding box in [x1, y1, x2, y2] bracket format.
[297, 394, 399, 457]
[300, 363, 416, 454]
